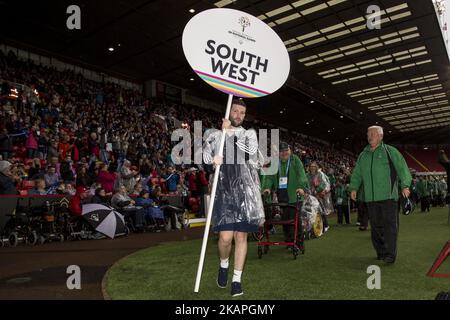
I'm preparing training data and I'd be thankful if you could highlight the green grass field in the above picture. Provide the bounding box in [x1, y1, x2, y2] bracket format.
[105, 207, 450, 300]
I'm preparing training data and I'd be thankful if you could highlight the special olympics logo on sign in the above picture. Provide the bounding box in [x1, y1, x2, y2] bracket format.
[238, 16, 250, 32]
[182, 8, 290, 98]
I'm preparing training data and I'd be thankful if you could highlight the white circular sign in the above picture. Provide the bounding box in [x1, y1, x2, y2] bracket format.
[182, 8, 290, 98]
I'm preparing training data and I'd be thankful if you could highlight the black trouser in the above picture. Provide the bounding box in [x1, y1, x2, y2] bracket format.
[164, 208, 178, 230]
[357, 202, 369, 228]
[367, 200, 399, 260]
[439, 194, 446, 206]
[337, 205, 350, 224]
[199, 193, 206, 217]
[420, 197, 430, 212]
[281, 204, 302, 243]
[431, 195, 438, 207]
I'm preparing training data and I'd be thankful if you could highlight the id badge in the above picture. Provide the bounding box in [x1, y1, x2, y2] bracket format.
[279, 177, 288, 189]
[337, 198, 343, 205]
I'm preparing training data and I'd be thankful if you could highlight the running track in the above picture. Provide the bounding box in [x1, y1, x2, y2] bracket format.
[0, 228, 204, 299]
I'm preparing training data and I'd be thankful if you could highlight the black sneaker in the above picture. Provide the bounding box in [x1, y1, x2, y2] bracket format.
[231, 281, 243, 297]
[217, 267, 228, 288]
[383, 256, 395, 264]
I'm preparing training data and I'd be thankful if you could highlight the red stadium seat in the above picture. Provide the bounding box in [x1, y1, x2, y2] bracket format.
[188, 197, 200, 212]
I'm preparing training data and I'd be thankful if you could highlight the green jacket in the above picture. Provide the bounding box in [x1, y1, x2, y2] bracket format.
[428, 180, 436, 195]
[349, 143, 412, 202]
[439, 181, 448, 195]
[262, 154, 308, 203]
[328, 175, 336, 187]
[335, 184, 349, 205]
[416, 179, 429, 197]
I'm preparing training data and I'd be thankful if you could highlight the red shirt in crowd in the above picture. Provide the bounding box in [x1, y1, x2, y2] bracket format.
[188, 173, 197, 192]
[69, 194, 82, 216]
[97, 170, 116, 194]
[69, 187, 89, 216]
[58, 142, 70, 160]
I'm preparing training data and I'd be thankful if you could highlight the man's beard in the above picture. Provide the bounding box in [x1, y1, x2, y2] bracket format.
[230, 118, 242, 127]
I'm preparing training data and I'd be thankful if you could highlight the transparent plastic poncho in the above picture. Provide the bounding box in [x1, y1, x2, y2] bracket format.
[203, 127, 265, 228]
[309, 171, 334, 216]
[301, 194, 320, 232]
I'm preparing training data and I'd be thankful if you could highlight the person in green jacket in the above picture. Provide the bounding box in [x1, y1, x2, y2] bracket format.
[349, 126, 412, 264]
[428, 177, 436, 207]
[439, 177, 447, 207]
[416, 176, 430, 212]
[262, 142, 308, 244]
[335, 177, 350, 225]
[438, 150, 450, 205]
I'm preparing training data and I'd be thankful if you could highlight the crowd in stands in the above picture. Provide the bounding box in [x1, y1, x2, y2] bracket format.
[0, 48, 357, 221]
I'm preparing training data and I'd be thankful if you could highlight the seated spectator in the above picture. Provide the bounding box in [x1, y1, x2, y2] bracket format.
[163, 165, 180, 193]
[28, 158, 45, 180]
[29, 179, 47, 195]
[111, 185, 145, 232]
[65, 183, 76, 196]
[151, 186, 179, 231]
[54, 182, 66, 195]
[136, 190, 165, 230]
[69, 186, 91, 217]
[131, 183, 143, 196]
[44, 166, 60, 188]
[91, 187, 109, 205]
[89, 182, 102, 196]
[0, 161, 18, 195]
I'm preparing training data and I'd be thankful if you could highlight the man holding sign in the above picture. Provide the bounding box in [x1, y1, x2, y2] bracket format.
[184, 8, 290, 295]
[203, 98, 264, 297]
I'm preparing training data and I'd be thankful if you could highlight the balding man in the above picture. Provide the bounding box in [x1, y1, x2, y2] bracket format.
[349, 126, 412, 264]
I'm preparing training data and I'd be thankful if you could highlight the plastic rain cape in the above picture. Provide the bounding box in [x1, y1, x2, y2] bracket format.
[203, 127, 265, 228]
[301, 194, 321, 232]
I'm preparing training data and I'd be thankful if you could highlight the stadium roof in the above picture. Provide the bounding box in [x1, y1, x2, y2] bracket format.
[1, 0, 449, 145]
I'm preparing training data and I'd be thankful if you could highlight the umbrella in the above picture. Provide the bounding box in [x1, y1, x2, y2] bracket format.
[81, 204, 127, 239]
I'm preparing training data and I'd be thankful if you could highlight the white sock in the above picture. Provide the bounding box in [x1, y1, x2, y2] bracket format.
[232, 270, 242, 283]
[220, 258, 229, 269]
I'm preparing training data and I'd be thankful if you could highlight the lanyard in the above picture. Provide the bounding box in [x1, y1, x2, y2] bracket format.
[279, 156, 291, 178]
